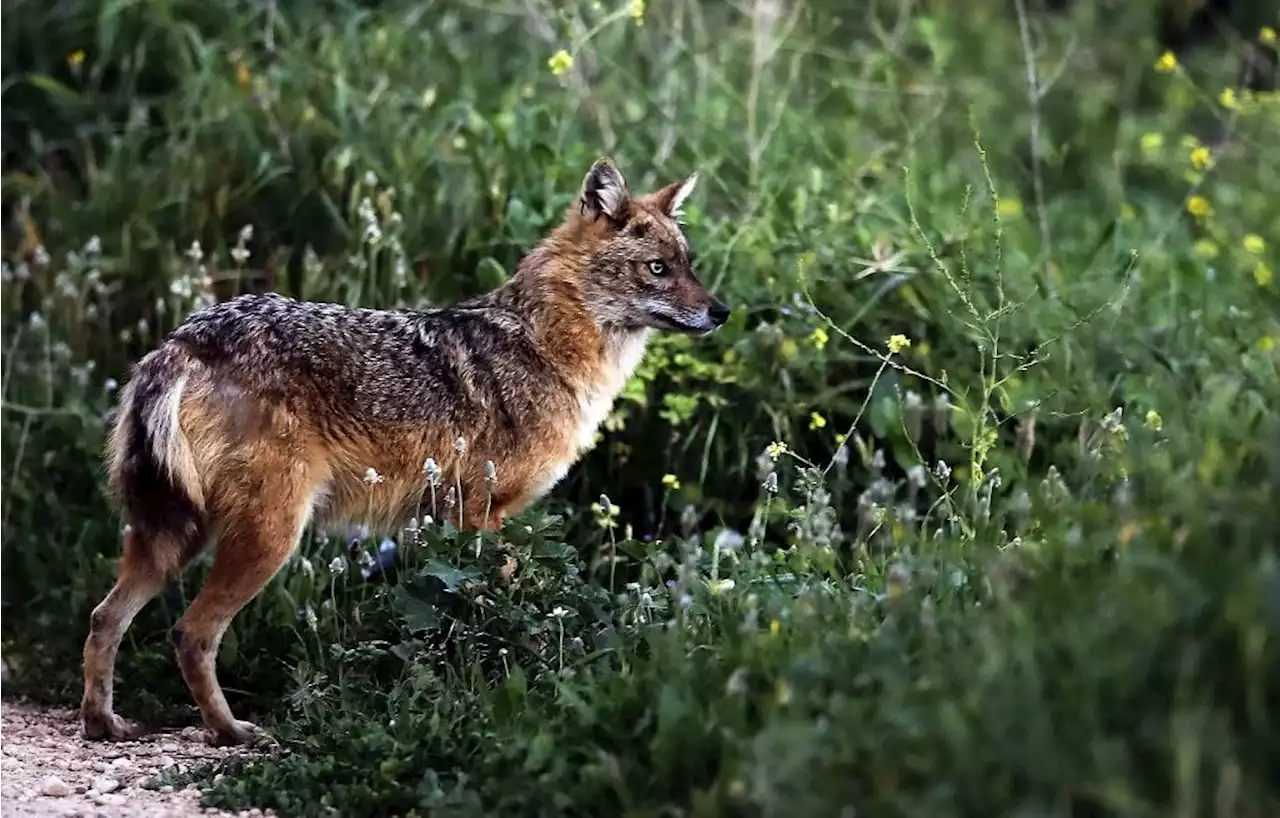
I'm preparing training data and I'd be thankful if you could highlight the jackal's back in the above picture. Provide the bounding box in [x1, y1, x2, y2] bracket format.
[170, 292, 575, 435]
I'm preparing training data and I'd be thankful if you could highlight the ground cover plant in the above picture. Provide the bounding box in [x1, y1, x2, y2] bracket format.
[2, 0, 1278, 816]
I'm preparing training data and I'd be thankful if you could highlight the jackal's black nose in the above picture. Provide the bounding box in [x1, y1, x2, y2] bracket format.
[709, 300, 732, 326]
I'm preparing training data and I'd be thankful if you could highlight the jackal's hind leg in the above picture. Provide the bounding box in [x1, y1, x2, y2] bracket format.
[82, 523, 203, 740]
[171, 487, 310, 748]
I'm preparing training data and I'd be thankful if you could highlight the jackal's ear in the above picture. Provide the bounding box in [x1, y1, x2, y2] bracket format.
[580, 157, 631, 223]
[653, 173, 698, 221]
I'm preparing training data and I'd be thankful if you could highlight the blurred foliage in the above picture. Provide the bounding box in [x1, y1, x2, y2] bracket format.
[2, 0, 1278, 815]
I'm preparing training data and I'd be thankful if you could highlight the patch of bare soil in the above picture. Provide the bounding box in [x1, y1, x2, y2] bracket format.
[1, 699, 271, 818]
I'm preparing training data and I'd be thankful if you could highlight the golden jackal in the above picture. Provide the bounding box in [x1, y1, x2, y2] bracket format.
[81, 158, 730, 746]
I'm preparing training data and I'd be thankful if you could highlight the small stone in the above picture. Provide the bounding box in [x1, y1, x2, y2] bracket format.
[159, 741, 181, 754]
[158, 755, 176, 768]
[93, 792, 126, 807]
[108, 756, 133, 769]
[91, 760, 109, 772]
[158, 784, 174, 794]
[91, 776, 120, 794]
[38, 775, 73, 797]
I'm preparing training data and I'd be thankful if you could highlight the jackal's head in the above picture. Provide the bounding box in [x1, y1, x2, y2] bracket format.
[567, 157, 730, 336]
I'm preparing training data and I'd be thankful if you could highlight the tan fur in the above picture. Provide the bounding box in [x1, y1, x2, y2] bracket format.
[81, 157, 731, 746]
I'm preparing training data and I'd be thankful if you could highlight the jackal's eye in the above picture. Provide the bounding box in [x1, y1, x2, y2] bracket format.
[647, 259, 668, 276]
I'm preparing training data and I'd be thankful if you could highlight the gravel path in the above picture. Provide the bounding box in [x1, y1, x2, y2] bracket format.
[1, 699, 271, 818]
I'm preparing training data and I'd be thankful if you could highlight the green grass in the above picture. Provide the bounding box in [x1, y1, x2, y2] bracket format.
[3, 0, 1279, 816]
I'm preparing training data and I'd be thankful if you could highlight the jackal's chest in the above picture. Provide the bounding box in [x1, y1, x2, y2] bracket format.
[529, 330, 649, 500]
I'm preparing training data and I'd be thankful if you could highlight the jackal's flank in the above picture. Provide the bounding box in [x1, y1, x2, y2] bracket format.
[81, 157, 731, 746]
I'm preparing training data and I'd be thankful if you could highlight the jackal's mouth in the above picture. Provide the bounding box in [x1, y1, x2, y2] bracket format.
[647, 309, 716, 335]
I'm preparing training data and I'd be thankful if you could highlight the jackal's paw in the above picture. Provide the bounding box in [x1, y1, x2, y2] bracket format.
[82, 710, 142, 741]
[207, 719, 277, 750]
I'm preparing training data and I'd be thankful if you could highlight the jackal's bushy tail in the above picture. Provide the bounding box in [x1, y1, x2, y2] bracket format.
[106, 346, 206, 515]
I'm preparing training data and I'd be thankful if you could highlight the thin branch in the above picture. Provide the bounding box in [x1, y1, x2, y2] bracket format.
[1014, 0, 1054, 294]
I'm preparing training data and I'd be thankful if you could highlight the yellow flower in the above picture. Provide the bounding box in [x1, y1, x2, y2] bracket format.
[1257, 335, 1277, 353]
[769, 618, 781, 636]
[661, 473, 681, 490]
[548, 49, 573, 76]
[1255, 262, 1275, 288]
[235, 63, 252, 88]
[1186, 195, 1211, 218]
[629, 0, 645, 25]
[996, 197, 1023, 218]
[808, 326, 829, 351]
[1219, 87, 1238, 110]
[67, 49, 86, 69]
[766, 441, 788, 461]
[1189, 145, 1211, 169]
[1243, 234, 1266, 254]
[1155, 50, 1178, 73]
[1261, 26, 1277, 45]
[774, 679, 793, 705]
[809, 412, 827, 431]
[1119, 521, 1140, 546]
[887, 334, 912, 354]
[1144, 409, 1163, 432]
[1139, 132, 1163, 155]
[834, 433, 847, 445]
[1193, 238, 1219, 259]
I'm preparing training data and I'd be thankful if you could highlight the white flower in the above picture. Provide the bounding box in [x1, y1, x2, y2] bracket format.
[329, 556, 347, 575]
[364, 467, 384, 485]
[549, 606, 569, 619]
[713, 529, 745, 553]
[423, 458, 441, 487]
[709, 579, 736, 594]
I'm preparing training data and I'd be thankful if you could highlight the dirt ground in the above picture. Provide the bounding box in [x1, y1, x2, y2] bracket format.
[0, 699, 271, 818]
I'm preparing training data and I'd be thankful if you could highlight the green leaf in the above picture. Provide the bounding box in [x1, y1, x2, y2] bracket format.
[390, 585, 441, 633]
[419, 558, 480, 592]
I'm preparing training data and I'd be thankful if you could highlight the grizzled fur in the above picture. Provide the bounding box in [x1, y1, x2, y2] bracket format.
[81, 157, 729, 748]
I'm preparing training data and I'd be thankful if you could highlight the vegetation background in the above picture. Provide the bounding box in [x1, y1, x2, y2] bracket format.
[2, 0, 1278, 815]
